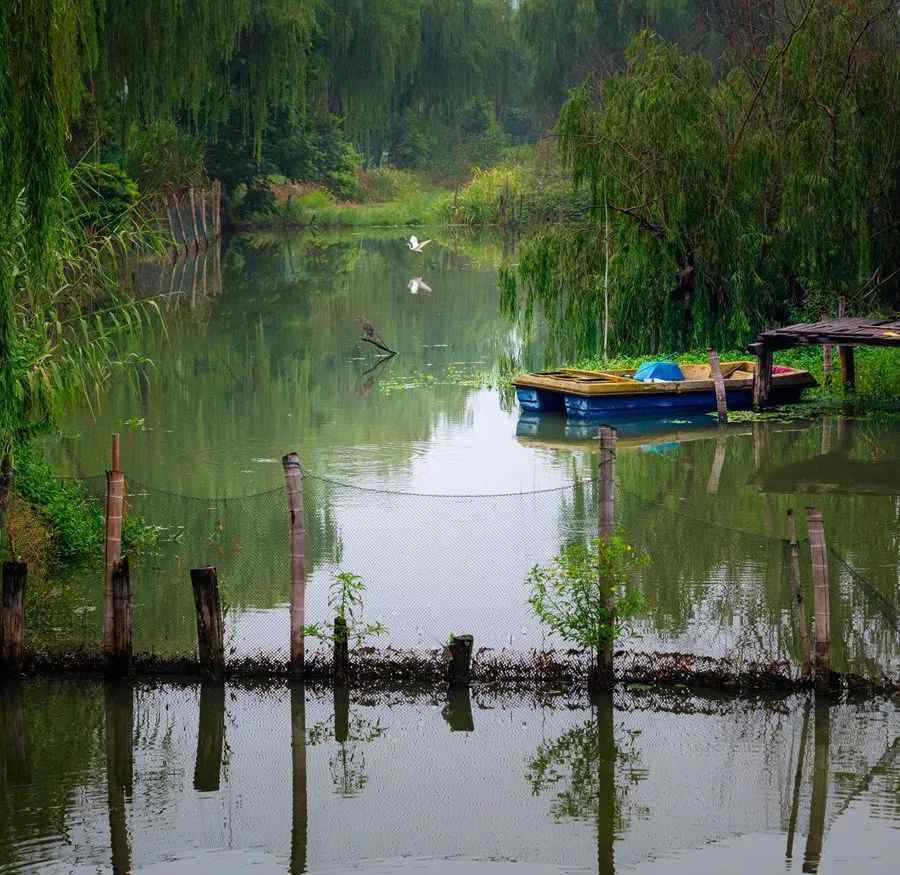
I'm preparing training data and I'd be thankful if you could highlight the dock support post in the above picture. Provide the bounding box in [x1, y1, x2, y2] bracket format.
[752, 346, 773, 409]
[839, 346, 855, 393]
[786, 511, 811, 679]
[446, 634, 474, 687]
[104, 434, 125, 662]
[596, 426, 617, 689]
[282, 453, 306, 677]
[191, 567, 225, 679]
[805, 508, 831, 692]
[108, 557, 132, 677]
[708, 348, 728, 423]
[0, 561, 26, 668]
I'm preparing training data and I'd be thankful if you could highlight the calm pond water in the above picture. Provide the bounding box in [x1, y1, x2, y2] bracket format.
[39, 230, 899, 675]
[1, 679, 898, 874]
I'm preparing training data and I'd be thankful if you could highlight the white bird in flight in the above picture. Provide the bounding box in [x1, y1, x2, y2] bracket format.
[407, 277, 432, 295]
[408, 235, 432, 252]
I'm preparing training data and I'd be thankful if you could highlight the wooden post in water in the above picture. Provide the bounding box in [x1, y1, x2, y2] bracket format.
[596, 426, 617, 689]
[333, 615, 349, 684]
[289, 684, 308, 875]
[282, 453, 306, 676]
[708, 348, 728, 423]
[803, 701, 831, 874]
[839, 346, 856, 393]
[1, 562, 26, 668]
[188, 186, 200, 252]
[172, 191, 188, 252]
[191, 567, 225, 678]
[194, 682, 226, 792]
[108, 557, 132, 677]
[199, 188, 209, 247]
[104, 681, 134, 875]
[104, 435, 125, 662]
[446, 634, 474, 687]
[752, 345, 773, 409]
[212, 179, 222, 239]
[805, 508, 831, 692]
[786, 511, 812, 679]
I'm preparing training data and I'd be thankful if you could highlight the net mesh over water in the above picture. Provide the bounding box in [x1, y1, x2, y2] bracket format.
[24, 468, 900, 682]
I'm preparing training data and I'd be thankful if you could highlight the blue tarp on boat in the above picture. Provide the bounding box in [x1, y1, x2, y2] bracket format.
[633, 361, 685, 382]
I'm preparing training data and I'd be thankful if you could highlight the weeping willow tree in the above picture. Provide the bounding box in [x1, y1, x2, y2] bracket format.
[504, 0, 900, 358]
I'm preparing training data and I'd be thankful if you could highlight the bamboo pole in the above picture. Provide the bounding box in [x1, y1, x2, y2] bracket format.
[172, 191, 188, 250]
[199, 187, 209, 247]
[104, 435, 125, 661]
[708, 348, 728, 423]
[805, 508, 831, 692]
[786, 510, 811, 679]
[282, 453, 306, 676]
[596, 426, 617, 688]
[191, 567, 225, 678]
[1, 562, 27, 668]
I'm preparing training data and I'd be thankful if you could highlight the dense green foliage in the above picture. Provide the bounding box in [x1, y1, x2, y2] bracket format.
[505, 1, 900, 355]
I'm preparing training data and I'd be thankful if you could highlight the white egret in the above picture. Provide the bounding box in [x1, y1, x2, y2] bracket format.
[407, 235, 432, 252]
[407, 277, 432, 294]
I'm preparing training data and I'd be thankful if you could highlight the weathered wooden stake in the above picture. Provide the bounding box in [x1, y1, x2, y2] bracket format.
[596, 426, 617, 688]
[194, 682, 226, 792]
[805, 508, 831, 692]
[708, 348, 728, 423]
[752, 346, 773, 409]
[786, 510, 811, 679]
[199, 188, 209, 247]
[333, 615, 349, 683]
[107, 557, 132, 677]
[446, 634, 474, 687]
[188, 186, 200, 251]
[191, 567, 225, 678]
[1, 562, 27, 668]
[282, 453, 306, 676]
[104, 435, 125, 661]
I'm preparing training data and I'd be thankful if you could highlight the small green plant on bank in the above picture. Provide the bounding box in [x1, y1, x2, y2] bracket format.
[527, 538, 647, 671]
[304, 571, 387, 647]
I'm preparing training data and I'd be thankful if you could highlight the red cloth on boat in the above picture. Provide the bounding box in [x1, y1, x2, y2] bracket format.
[772, 365, 793, 374]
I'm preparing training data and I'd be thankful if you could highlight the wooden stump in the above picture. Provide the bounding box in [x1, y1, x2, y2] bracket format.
[446, 634, 474, 687]
[191, 567, 225, 678]
[752, 346, 773, 409]
[708, 348, 728, 423]
[194, 682, 226, 792]
[1, 562, 26, 668]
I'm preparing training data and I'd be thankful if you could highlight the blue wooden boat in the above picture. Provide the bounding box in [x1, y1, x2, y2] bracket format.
[513, 362, 816, 418]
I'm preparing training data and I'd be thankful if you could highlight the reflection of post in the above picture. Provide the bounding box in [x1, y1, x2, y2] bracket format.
[802, 701, 831, 874]
[290, 684, 308, 875]
[820, 417, 835, 455]
[105, 682, 134, 875]
[594, 692, 616, 875]
[597, 426, 617, 688]
[334, 684, 350, 745]
[786, 698, 812, 862]
[752, 421, 771, 472]
[441, 685, 474, 732]
[194, 683, 226, 792]
[0, 681, 30, 785]
[706, 435, 727, 494]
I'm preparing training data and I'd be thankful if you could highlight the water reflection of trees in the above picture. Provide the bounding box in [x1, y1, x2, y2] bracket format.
[526, 695, 646, 875]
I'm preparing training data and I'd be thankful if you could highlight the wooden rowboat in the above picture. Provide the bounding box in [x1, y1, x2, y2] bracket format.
[513, 361, 816, 418]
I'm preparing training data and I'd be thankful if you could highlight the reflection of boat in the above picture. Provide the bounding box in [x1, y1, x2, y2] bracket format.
[751, 451, 900, 496]
[513, 362, 816, 417]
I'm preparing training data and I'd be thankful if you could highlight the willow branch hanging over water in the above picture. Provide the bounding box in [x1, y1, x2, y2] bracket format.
[503, 0, 900, 358]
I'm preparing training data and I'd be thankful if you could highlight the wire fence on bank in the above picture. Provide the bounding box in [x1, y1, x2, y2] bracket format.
[10, 460, 897, 688]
